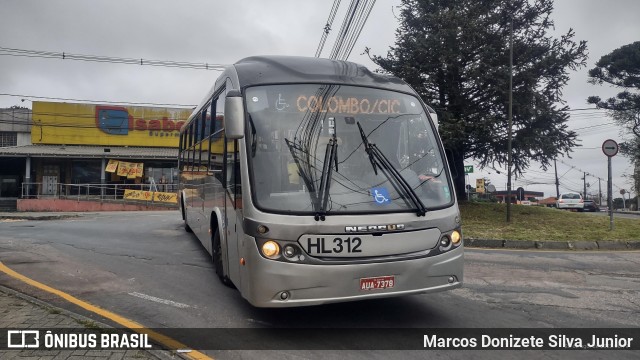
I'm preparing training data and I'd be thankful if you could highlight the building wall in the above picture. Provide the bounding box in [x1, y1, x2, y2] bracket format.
[0, 107, 32, 133]
[0, 107, 32, 148]
[17, 198, 176, 211]
[17, 133, 32, 146]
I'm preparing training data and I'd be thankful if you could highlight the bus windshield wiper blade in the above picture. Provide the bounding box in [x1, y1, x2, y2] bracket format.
[358, 122, 378, 175]
[357, 122, 427, 217]
[316, 137, 338, 220]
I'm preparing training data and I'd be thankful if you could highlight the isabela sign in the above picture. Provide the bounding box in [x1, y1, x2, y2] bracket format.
[32, 101, 193, 147]
[96, 106, 185, 135]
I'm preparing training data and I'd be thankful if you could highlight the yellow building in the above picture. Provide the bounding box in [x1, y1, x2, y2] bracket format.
[0, 101, 192, 207]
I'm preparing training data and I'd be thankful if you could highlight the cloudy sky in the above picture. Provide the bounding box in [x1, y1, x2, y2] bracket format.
[1, 0, 638, 200]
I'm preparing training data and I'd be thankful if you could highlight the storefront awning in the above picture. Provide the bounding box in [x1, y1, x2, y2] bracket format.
[0, 145, 177, 160]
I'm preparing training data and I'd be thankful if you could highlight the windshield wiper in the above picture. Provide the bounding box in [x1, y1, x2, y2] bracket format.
[248, 114, 257, 157]
[285, 136, 338, 221]
[357, 122, 427, 217]
[316, 136, 338, 220]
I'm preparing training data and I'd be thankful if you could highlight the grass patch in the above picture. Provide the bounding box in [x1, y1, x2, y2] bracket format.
[460, 202, 640, 241]
[46, 307, 61, 315]
[75, 318, 103, 330]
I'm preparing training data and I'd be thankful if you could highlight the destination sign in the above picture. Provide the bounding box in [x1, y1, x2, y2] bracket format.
[296, 95, 402, 115]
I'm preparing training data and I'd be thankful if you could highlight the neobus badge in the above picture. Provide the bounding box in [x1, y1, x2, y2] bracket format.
[345, 224, 405, 233]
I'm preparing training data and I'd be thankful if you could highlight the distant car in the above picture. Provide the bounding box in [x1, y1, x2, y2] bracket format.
[582, 200, 599, 212]
[556, 192, 584, 210]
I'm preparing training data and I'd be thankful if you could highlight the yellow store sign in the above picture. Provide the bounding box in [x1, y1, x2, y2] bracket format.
[32, 101, 193, 147]
[123, 189, 177, 204]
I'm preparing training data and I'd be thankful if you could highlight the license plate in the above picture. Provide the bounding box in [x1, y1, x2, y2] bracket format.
[360, 276, 395, 291]
[303, 236, 363, 256]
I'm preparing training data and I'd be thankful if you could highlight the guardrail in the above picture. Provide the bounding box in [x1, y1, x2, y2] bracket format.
[20, 182, 178, 205]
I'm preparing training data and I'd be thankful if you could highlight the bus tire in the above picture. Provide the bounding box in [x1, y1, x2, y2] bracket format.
[182, 199, 193, 233]
[184, 212, 193, 233]
[212, 230, 235, 288]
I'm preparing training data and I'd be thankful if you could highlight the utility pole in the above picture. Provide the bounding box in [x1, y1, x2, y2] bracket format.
[506, 17, 514, 223]
[554, 158, 560, 198]
[598, 178, 602, 206]
[583, 172, 587, 199]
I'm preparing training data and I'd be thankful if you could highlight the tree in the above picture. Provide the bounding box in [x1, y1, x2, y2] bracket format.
[587, 41, 640, 194]
[369, 0, 587, 200]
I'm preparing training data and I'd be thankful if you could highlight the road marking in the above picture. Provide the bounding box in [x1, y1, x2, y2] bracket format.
[467, 247, 640, 254]
[0, 261, 212, 360]
[129, 292, 191, 308]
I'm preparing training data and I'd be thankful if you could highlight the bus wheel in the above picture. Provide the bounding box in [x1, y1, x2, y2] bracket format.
[182, 201, 193, 233]
[212, 230, 235, 288]
[183, 212, 193, 233]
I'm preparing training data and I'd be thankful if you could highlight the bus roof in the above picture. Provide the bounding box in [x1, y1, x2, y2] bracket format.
[232, 55, 413, 93]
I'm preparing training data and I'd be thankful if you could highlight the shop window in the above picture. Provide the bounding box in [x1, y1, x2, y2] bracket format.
[72, 161, 101, 184]
[145, 166, 177, 191]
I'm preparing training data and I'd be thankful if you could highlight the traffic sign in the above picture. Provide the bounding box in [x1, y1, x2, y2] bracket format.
[464, 165, 474, 174]
[475, 178, 485, 193]
[602, 139, 619, 157]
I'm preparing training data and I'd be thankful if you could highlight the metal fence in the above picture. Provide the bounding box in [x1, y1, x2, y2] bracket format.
[20, 182, 178, 204]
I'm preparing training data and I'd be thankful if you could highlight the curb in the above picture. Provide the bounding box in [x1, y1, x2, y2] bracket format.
[465, 238, 640, 250]
[0, 285, 184, 360]
[0, 214, 80, 220]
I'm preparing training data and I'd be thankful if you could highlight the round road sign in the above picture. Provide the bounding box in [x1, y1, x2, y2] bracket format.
[602, 139, 619, 157]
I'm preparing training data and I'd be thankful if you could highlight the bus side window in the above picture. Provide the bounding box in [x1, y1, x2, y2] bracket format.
[210, 90, 226, 184]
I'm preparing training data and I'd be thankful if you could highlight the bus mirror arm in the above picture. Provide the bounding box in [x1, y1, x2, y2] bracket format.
[225, 90, 245, 139]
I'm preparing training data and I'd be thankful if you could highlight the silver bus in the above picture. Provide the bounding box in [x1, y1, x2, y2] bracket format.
[178, 56, 463, 307]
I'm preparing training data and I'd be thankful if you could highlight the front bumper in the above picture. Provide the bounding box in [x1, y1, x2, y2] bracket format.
[239, 242, 463, 307]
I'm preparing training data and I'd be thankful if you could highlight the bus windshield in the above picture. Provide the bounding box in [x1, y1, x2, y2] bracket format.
[245, 84, 453, 215]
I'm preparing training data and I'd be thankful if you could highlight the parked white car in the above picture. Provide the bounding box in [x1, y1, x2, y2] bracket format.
[556, 192, 584, 210]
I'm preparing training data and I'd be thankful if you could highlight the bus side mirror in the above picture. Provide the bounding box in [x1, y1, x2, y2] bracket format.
[225, 90, 245, 139]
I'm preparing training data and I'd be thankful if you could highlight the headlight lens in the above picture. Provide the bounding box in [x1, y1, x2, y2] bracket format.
[440, 236, 451, 247]
[451, 230, 461, 245]
[283, 245, 296, 258]
[261, 240, 280, 258]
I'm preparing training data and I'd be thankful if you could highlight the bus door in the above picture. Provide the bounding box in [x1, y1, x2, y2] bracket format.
[224, 138, 242, 285]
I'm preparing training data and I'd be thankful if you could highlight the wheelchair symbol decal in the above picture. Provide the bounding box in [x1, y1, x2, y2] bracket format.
[371, 187, 390, 205]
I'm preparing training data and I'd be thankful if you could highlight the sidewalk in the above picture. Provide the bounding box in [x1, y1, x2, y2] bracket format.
[0, 286, 172, 359]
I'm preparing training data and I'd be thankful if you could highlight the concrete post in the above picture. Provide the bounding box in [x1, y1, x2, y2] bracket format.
[101, 157, 106, 199]
[25, 156, 31, 198]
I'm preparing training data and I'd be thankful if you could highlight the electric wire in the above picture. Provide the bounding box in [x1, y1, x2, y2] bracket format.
[0, 46, 225, 71]
[0, 93, 196, 108]
[315, 0, 342, 57]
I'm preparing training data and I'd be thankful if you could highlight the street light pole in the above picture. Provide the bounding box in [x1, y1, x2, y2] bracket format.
[506, 17, 514, 223]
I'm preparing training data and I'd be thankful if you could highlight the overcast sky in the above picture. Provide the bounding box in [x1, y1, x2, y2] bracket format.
[1, 0, 638, 200]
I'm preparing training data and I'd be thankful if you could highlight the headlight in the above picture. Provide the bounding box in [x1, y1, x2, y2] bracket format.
[451, 230, 461, 245]
[261, 240, 280, 258]
[440, 236, 451, 247]
[283, 245, 296, 258]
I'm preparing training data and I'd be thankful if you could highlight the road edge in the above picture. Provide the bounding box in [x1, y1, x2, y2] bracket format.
[466, 238, 640, 250]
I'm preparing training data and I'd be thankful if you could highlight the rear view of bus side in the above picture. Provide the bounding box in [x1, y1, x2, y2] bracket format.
[179, 56, 463, 307]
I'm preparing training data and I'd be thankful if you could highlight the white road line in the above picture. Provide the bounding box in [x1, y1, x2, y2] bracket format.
[128, 292, 191, 308]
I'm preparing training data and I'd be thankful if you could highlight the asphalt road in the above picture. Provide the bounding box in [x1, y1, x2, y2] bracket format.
[0, 212, 638, 359]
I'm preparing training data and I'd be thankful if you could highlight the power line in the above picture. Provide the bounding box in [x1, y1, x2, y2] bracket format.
[0, 93, 196, 108]
[0, 46, 226, 71]
[328, 0, 376, 61]
[315, 0, 342, 57]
